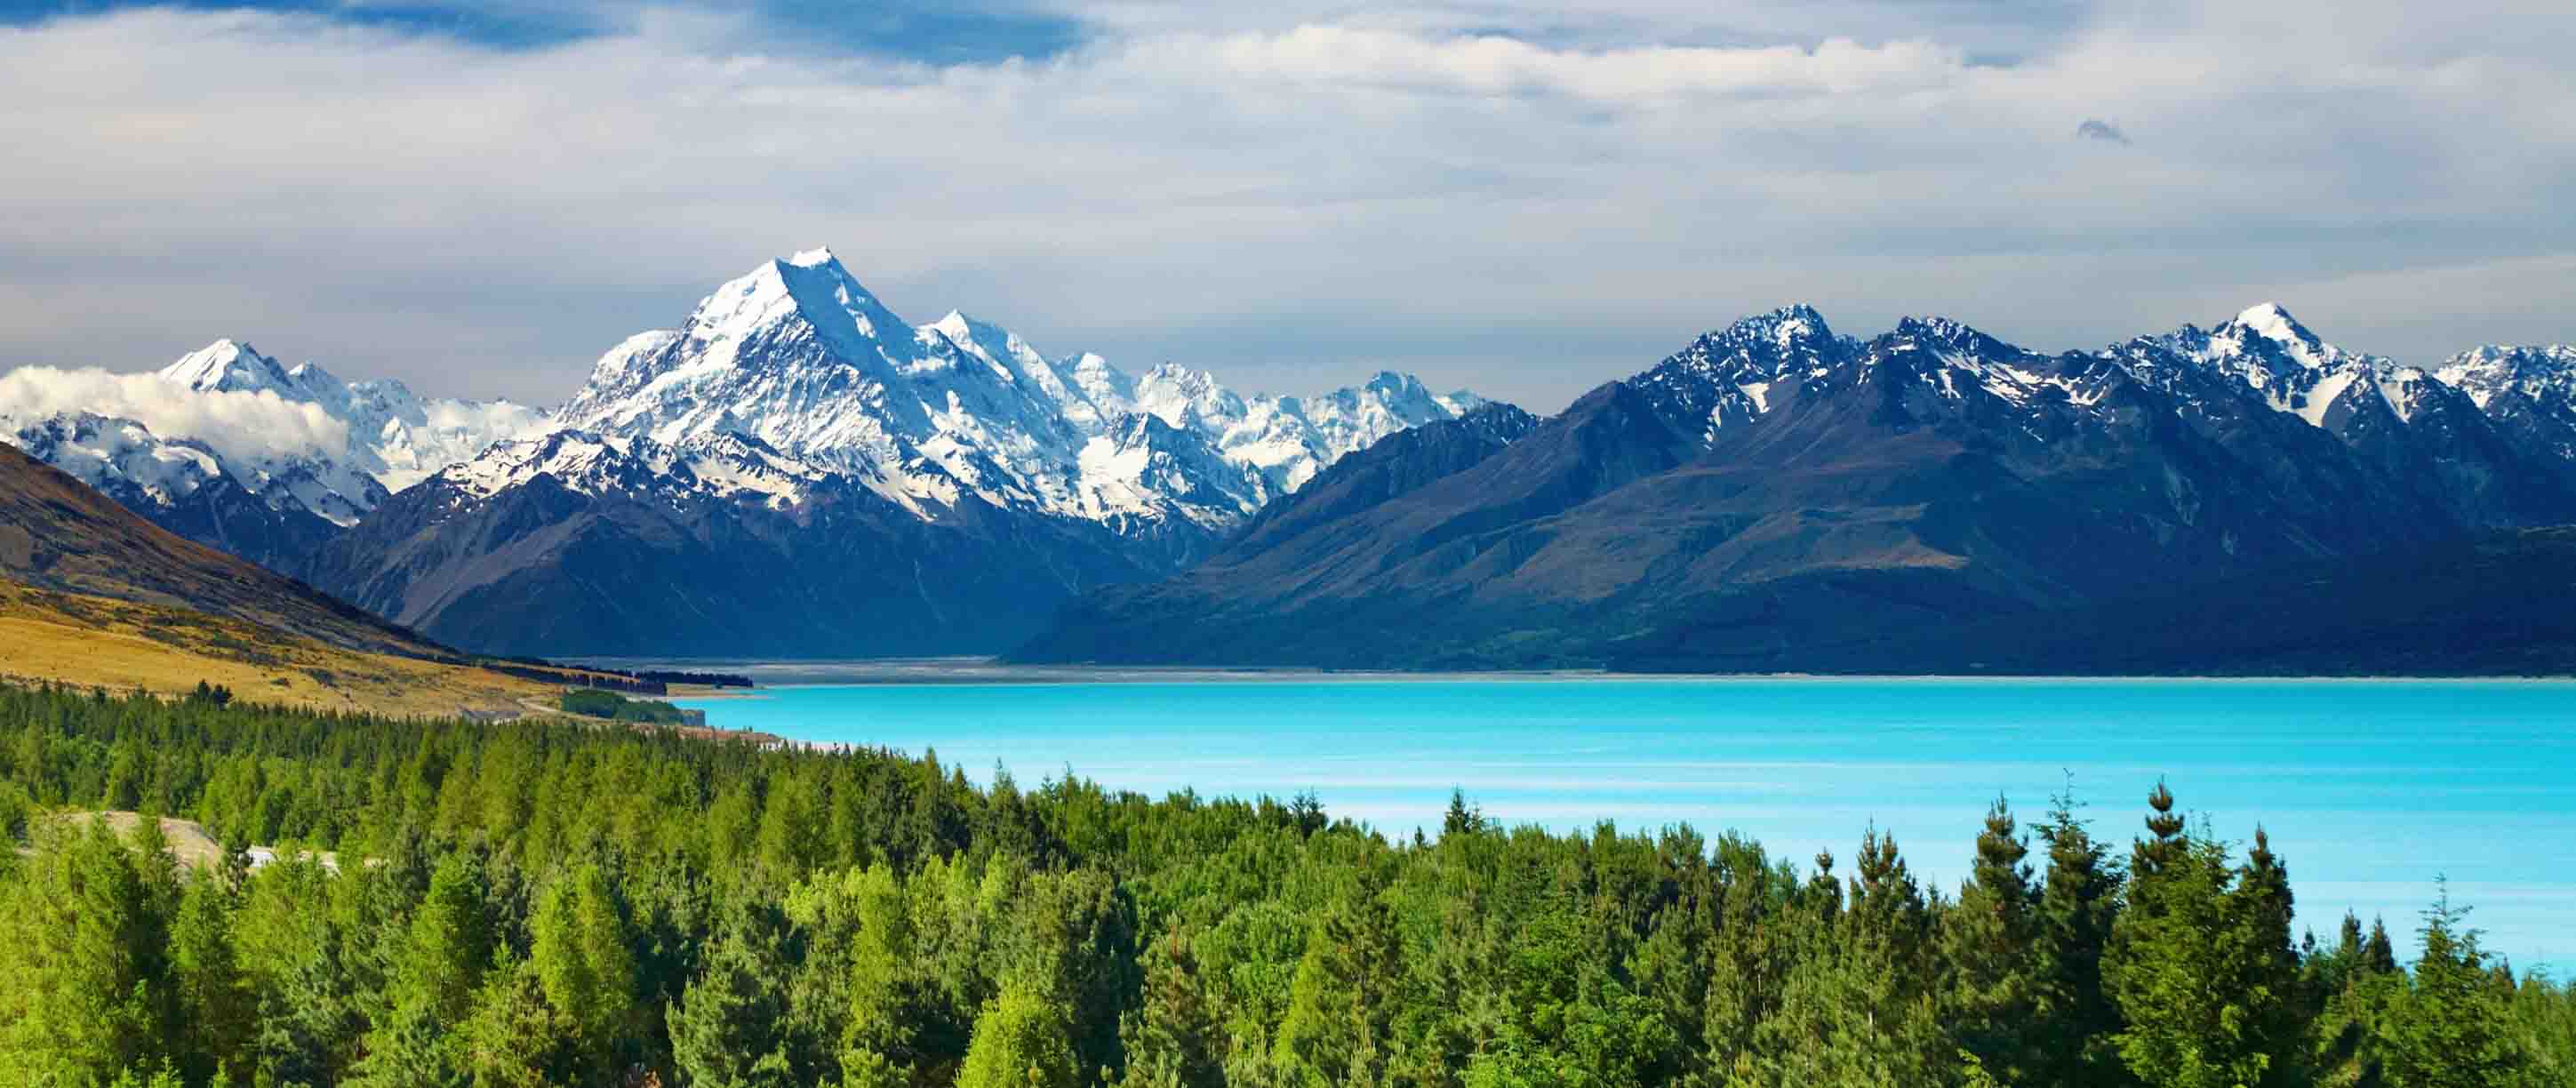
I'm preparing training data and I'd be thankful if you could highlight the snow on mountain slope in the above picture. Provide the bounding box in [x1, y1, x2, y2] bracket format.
[2434, 343, 2576, 463]
[2152, 303, 2466, 433]
[1172, 369, 1487, 494]
[1627, 305, 1853, 443]
[0, 412, 229, 509]
[156, 339, 553, 497]
[1020, 300, 2576, 670]
[1074, 412, 1266, 532]
[2440, 344, 2576, 410]
[1881, 315, 2120, 410]
[548, 247, 1484, 535]
[439, 428, 830, 510]
[2, 338, 549, 560]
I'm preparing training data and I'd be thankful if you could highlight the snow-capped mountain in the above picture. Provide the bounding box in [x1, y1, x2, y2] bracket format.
[21, 236, 2572, 667]
[157, 340, 554, 500]
[1019, 303, 2576, 669]
[2435, 344, 2576, 465]
[306, 247, 1489, 655]
[1619, 300, 2576, 511]
[545, 247, 1480, 544]
[2439, 343, 2576, 409]
[2149, 303, 2467, 431]
[0, 339, 549, 576]
[1627, 304, 1851, 443]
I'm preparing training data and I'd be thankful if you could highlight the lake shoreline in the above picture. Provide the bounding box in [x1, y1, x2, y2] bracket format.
[605, 655, 2576, 688]
[668, 675, 2576, 974]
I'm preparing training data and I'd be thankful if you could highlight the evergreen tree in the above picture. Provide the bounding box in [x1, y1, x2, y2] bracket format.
[2364, 917, 2399, 975]
[350, 852, 493, 1086]
[2381, 880, 2525, 1087]
[231, 856, 359, 1085]
[668, 917, 798, 1088]
[0, 818, 175, 1085]
[1462, 908, 1677, 1088]
[1944, 797, 2042, 1084]
[2104, 786, 2295, 1088]
[2030, 784, 2129, 1086]
[756, 769, 830, 877]
[167, 875, 252, 1086]
[839, 863, 926, 1081]
[2229, 827, 2305, 1087]
[1735, 831, 1947, 1086]
[1273, 893, 1396, 1087]
[461, 949, 580, 1088]
[1444, 788, 1484, 836]
[956, 982, 1082, 1088]
[532, 861, 640, 1068]
[0, 684, 2567, 1087]
[1117, 932, 1225, 1088]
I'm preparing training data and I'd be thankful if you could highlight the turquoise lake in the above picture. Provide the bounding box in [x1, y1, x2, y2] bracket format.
[676, 674, 2576, 972]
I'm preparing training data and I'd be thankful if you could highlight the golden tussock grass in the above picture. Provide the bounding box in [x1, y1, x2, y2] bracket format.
[0, 579, 552, 718]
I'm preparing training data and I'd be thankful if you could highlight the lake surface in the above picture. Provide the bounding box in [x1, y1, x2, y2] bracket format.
[676, 672, 2576, 972]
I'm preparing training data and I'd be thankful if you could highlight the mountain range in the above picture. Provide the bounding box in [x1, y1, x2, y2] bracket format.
[0, 340, 550, 579]
[0, 441, 716, 715]
[1017, 303, 2576, 670]
[1, 249, 1484, 656]
[7, 246, 2574, 669]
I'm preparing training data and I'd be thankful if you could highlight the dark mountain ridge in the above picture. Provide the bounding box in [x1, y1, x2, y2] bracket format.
[1614, 525, 2576, 676]
[306, 431, 1176, 659]
[1016, 305, 2576, 669]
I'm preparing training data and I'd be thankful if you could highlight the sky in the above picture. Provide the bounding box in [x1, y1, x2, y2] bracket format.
[2, 0, 2572, 411]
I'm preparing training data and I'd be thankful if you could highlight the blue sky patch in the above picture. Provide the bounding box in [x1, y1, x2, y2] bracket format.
[0, 0, 1085, 60]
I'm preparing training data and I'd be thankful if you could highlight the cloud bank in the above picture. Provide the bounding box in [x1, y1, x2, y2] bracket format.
[1, 1, 2571, 411]
[0, 367, 352, 468]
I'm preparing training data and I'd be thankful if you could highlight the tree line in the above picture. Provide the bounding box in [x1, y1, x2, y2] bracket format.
[0, 681, 2566, 1087]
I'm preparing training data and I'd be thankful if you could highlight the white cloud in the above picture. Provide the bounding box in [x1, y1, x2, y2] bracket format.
[0, 2, 2570, 411]
[0, 366, 351, 468]
[1167, 27, 1966, 101]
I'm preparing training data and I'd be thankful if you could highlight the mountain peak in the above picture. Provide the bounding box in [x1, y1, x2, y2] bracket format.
[670, 248, 918, 369]
[1144, 361, 1215, 386]
[1653, 307, 1842, 380]
[764, 248, 868, 293]
[161, 339, 295, 394]
[1891, 315, 2008, 353]
[1707, 305, 1836, 349]
[1364, 369, 1423, 394]
[927, 309, 975, 340]
[785, 246, 843, 269]
[929, 308, 1014, 344]
[287, 360, 340, 388]
[1767, 302, 1829, 327]
[2231, 301, 2319, 347]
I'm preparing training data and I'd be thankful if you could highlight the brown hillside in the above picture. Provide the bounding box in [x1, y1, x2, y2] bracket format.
[0, 442, 448, 659]
[0, 580, 551, 716]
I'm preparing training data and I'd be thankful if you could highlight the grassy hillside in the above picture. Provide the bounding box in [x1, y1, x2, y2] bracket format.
[0, 579, 552, 716]
[0, 441, 703, 715]
[0, 443, 445, 659]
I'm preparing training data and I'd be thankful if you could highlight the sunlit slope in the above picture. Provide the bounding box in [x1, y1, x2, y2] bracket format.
[0, 442, 446, 659]
[0, 580, 548, 716]
[0, 441, 564, 715]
